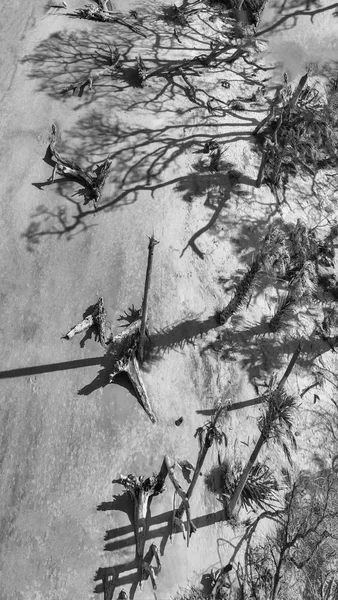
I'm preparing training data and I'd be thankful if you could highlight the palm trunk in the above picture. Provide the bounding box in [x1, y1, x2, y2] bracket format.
[277, 342, 302, 389]
[138, 235, 159, 362]
[177, 403, 230, 519]
[226, 431, 266, 518]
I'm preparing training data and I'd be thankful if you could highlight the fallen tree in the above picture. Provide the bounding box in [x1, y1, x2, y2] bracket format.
[112, 473, 166, 565]
[107, 318, 156, 424]
[63, 237, 159, 423]
[164, 454, 196, 546]
[47, 124, 112, 207]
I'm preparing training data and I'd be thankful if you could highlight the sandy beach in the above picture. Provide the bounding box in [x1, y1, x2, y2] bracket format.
[1, 0, 338, 598]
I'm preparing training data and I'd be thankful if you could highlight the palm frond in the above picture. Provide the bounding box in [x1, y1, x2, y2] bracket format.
[269, 293, 295, 332]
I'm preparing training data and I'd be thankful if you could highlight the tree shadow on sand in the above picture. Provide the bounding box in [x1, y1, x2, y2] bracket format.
[23, 7, 270, 248]
[258, 0, 338, 36]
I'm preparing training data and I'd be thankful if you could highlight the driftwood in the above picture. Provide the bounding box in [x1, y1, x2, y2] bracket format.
[63, 238, 158, 423]
[69, 4, 147, 37]
[48, 124, 112, 207]
[107, 318, 156, 423]
[63, 297, 110, 347]
[112, 473, 165, 565]
[142, 543, 161, 589]
[164, 455, 196, 546]
[138, 235, 159, 361]
[60, 46, 122, 96]
[64, 307, 155, 422]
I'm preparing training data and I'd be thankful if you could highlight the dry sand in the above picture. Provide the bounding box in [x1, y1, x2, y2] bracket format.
[1, 0, 338, 599]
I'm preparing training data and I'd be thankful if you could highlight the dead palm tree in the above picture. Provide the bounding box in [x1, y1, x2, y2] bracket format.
[216, 225, 290, 325]
[176, 400, 231, 524]
[226, 387, 297, 518]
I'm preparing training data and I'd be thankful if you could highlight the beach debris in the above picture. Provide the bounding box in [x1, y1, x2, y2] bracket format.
[201, 140, 222, 171]
[210, 564, 233, 599]
[177, 458, 195, 483]
[47, 124, 112, 208]
[63, 237, 158, 423]
[135, 54, 148, 87]
[220, 79, 230, 88]
[164, 455, 196, 546]
[255, 72, 337, 194]
[60, 46, 122, 96]
[112, 473, 166, 563]
[63, 297, 110, 347]
[69, 4, 147, 36]
[175, 416, 184, 426]
[107, 318, 156, 423]
[142, 543, 161, 589]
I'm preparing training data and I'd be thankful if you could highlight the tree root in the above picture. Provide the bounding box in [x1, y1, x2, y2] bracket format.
[48, 124, 112, 207]
[107, 318, 156, 423]
[112, 474, 166, 564]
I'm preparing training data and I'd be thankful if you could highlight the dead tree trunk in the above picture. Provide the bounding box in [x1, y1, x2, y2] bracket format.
[63, 297, 109, 347]
[138, 235, 159, 362]
[107, 318, 156, 423]
[164, 455, 196, 545]
[142, 543, 161, 589]
[112, 474, 165, 566]
[48, 124, 112, 207]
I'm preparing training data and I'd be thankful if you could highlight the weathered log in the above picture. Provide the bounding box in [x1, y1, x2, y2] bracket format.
[63, 314, 95, 339]
[138, 235, 159, 362]
[142, 543, 161, 589]
[112, 474, 165, 565]
[164, 455, 196, 545]
[109, 351, 156, 424]
[48, 124, 112, 207]
[63, 297, 108, 345]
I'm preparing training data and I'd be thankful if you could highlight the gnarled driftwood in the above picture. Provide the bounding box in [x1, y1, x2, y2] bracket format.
[112, 473, 166, 565]
[48, 124, 112, 207]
